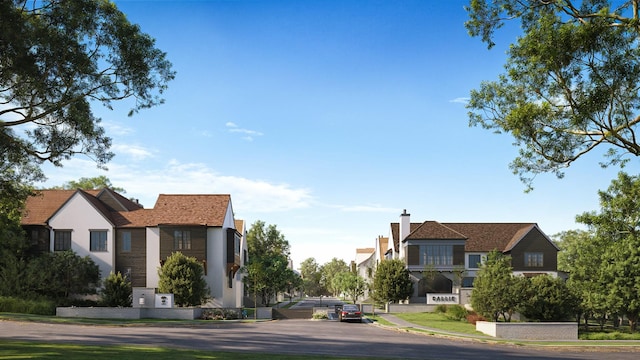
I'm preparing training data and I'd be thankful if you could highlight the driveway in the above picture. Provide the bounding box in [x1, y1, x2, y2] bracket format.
[0, 318, 638, 359]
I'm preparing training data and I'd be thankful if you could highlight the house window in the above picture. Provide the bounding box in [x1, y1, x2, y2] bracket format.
[468, 254, 482, 269]
[420, 245, 453, 266]
[54, 230, 71, 251]
[174, 230, 191, 250]
[462, 277, 475, 288]
[122, 231, 131, 252]
[234, 235, 241, 256]
[525, 252, 544, 267]
[30, 230, 39, 245]
[90, 231, 108, 252]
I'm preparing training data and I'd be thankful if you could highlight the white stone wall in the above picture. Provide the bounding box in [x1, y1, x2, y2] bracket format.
[476, 321, 578, 340]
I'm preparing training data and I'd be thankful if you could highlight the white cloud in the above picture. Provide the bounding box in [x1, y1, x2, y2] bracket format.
[449, 97, 469, 104]
[111, 144, 154, 161]
[103, 121, 134, 136]
[46, 159, 311, 211]
[225, 122, 263, 141]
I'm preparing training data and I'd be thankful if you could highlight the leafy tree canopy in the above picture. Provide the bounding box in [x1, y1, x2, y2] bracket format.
[471, 250, 525, 322]
[299, 257, 326, 296]
[372, 259, 413, 304]
[0, 0, 175, 189]
[575, 172, 640, 331]
[466, 0, 640, 190]
[50, 175, 125, 193]
[332, 271, 367, 304]
[320, 258, 349, 296]
[244, 220, 297, 306]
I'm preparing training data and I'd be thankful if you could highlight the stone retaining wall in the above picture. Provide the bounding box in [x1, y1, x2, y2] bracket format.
[56, 307, 203, 320]
[476, 321, 578, 340]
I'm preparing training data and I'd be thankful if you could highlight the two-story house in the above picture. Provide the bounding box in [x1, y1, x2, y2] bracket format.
[21, 189, 247, 308]
[383, 210, 559, 303]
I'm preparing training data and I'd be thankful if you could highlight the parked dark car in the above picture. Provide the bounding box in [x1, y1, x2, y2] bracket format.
[338, 304, 362, 323]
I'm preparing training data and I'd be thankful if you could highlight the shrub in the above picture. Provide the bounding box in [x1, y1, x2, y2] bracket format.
[312, 312, 328, 319]
[101, 272, 132, 307]
[435, 304, 448, 313]
[158, 252, 209, 307]
[0, 296, 55, 315]
[201, 308, 240, 320]
[444, 305, 468, 321]
[466, 312, 486, 325]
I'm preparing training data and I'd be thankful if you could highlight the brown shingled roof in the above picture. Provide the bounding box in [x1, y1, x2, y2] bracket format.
[22, 189, 100, 225]
[444, 223, 535, 252]
[388, 219, 539, 253]
[23, 190, 232, 229]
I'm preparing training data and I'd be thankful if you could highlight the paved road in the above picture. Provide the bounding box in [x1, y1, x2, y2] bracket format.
[0, 319, 638, 359]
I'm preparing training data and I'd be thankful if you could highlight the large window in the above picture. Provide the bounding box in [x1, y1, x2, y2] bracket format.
[174, 230, 191, 250]
[54, 230, 71, 251]
[420, 245, 453, 266]
[122, 231, 131, 252]
[525, 252, 544, 267]
[90, 230, 108, 252]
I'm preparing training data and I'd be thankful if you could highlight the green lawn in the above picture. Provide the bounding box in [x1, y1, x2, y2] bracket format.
[393, 312, 483, 335]
[0, 340, 393, 360]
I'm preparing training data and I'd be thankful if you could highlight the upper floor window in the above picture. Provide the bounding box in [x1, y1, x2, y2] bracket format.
[174, 230, 191, 250]
[420, 245, 453, 266]
[525, 252, 544, 267]
[54, 230, 71, 251]
[234, 234, 241, 256]
[122, 231, 131, 252]
[90, 230, 108, 252]
[468, 254, 482, 269]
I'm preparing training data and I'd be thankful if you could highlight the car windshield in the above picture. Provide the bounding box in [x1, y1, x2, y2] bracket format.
[343, 305, 359, 311]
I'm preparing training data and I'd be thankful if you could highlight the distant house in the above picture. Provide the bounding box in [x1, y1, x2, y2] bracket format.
[21, 189, 247, 308]
[380, 210, 559, 303]
[353, 247, 375, 299]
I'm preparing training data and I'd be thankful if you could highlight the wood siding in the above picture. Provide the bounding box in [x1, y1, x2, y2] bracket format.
[159, 226, 207, 262]
[115, 228, 147, 287]
[407, 245, 419, 265]
[453, 245, 465, 266]
[509, 227, 557, 272]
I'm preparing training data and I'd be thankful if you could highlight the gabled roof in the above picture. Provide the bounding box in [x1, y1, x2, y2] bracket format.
[407, 221, 467, 240]
[114, 194, 231, 227]
[443, 223, 537, 252]
[22, 189, 100, 225]
[389, 220, 544, 253]
[23, 190, 232, 229]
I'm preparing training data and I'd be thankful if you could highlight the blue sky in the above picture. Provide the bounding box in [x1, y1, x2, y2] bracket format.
[40, 0, 640, 269]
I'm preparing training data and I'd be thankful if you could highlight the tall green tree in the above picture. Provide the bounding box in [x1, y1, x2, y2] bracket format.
[555, 229, 610, 329]
[576, 172, 640, 332]
[299, 257, 326, 296]
[321, 257, 349, 296]
[243, 220, 294, 306]
[332, 271, 367, 304]
[158, 252, 209, 307]
[471, 250, 526, 322]
[465, 1, 640, 190]
[372, 259, 413, 304]
[1, 0, 174, 189]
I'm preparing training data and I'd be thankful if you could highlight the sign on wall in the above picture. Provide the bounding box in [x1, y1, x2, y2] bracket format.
[155, 293, 174, 308]
[427, 293, 459, 305]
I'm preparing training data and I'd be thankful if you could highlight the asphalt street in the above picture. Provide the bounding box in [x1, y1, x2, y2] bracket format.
[1, 316, 639, 359]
